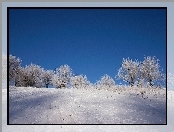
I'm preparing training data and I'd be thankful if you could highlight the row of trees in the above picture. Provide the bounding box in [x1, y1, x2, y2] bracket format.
[9, 54, 165, 88]
[9, 55, 91, 88]
[117, 57, 165, 87]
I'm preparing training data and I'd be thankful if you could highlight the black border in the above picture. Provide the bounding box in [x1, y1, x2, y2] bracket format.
[7, 7, 167, 125]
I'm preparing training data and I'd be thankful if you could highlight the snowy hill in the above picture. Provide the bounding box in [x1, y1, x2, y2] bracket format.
[9, 86, 166, 124]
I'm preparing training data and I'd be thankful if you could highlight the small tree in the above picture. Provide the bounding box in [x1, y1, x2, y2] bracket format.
[139, 56, 164, 87]
[96, 74, 115, 88]
[53, 64, 73, 88]
[117, 58, 139, 86]
[70, 74, 90, 89]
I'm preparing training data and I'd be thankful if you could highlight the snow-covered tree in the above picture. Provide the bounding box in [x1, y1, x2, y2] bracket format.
[17, 63, 44, 87]
[96, 74, 115, 88]
[139, 56, 165, 87]
[117, 58, 139, 86]
[70, 74, 90, 89]
[14, 67, 28, 87]
[52, 64, 73, 88]
[42, 70, 54, 88]
[9, 54, 22, 85]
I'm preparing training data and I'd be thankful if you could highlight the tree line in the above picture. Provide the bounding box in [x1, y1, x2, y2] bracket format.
[9, 54, 165, 89]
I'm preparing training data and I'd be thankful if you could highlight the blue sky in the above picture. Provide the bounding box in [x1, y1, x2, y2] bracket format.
[9, 8, 166, 84]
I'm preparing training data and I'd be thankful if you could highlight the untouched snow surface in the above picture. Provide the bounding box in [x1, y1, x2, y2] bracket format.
[2, 87, 174, 132]
[9, 86, 166, 124]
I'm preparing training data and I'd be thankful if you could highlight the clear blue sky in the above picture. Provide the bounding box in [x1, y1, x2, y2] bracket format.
[9, 8, 166, 84]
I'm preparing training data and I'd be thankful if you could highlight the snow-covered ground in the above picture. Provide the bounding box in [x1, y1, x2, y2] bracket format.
[8, 86, 166, 124]
[2, 86, 174, 132]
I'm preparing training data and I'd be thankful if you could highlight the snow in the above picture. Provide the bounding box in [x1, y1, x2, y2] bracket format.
[8, 86, 167, 124]
[3, 87, 174, 132]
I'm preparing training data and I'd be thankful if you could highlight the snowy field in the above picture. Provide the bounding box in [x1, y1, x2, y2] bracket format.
[8, 86, 166, 124]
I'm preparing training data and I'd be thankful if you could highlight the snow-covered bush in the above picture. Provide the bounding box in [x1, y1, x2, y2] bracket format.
[42, 70, 54, 88]
[95, 74, 115, 89]
[117, 58, 139, 86]
[139, 56, 165, 87]
[70, 74, 90, 89]
[52, 64, 73, 88]
[9, 54, 22, 85]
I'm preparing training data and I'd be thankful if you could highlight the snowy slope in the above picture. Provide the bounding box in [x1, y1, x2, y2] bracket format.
[2, 87, 174, 132]
[9, 87, 166, 124]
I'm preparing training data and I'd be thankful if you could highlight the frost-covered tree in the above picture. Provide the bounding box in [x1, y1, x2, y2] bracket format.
[96, 74, 115, 88]
[52, 74, 63, 88]
[17, 63, 43, 87]
[42, 70, 54, 88]
[9, 54, 22, 85]
[14, 67, 28, 87]
[70, 74, 90, 89]
[52, 64, 73, 88]
[139, 56, 165, 87]
[117, 58, 139, 86]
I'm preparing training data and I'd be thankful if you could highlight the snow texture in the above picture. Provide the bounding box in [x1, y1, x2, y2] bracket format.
[8, 86, 166, 124]
[2, 53, 174, 131]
